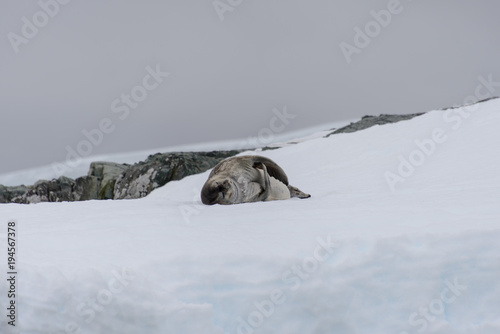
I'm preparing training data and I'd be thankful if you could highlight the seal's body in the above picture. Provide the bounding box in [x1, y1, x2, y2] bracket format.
[201, 155, 310, 205]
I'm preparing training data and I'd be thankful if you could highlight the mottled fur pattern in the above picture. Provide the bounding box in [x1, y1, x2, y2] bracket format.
[201, 155, 310, 205]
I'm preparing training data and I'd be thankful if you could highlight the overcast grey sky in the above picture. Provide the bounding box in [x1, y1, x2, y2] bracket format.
[1, 0, 499, 174]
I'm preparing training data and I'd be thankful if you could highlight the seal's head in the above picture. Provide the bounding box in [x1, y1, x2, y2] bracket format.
[201, 178, 238, 205]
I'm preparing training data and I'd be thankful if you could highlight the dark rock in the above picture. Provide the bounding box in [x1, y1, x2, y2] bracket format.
[325, 113, 425, 137]
[325, 97, 499, 138]
[0, 185, 28, 203]
[73, 175, 99, 201]
[89, 161, 130, 180]
[13, 176, 76, 204]
[89, 161, 130, 200]
[114, 151, 240, 199]
[70, 161, 130, 201]
[6, 162, 130, 204]
[261, 146, 282, 151]
[439, 96, 499, 110]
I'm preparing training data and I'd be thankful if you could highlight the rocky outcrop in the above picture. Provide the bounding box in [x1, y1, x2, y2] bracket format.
[324, 97, 499, 138]
[7, 162, 129, 204]
[76, 162, 130, 201]
[114, 151, 240, 199]
[13, 176, 76, 204]
[325, 113, 425, 137]
[0, 185, 28, 203]
[439, 96, 498, 110]
[2, 151, 240, 204]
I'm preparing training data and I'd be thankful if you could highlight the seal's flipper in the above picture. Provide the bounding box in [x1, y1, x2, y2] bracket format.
[288, 185, 311, 199]
[251, 156, 289, 186]
[255, 162, 271, 201]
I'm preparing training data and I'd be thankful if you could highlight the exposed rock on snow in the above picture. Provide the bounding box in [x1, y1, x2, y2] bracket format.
[6, 162, 129, 204]
[1, 151, 240, 204]
[324, 97, 499, 138]
[82, 161, 130, 200]
[13, 176, 75, 203]
[114, 151, 240, 199]
[325, 113, 425, 137]
[0, 184, 28, 203]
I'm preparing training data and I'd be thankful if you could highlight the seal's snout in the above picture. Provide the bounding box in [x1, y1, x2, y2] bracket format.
[201, 179, 232, 205]
[201, 182, 219, 205]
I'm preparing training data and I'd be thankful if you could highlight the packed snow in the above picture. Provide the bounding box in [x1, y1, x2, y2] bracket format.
[1, 99, 500, 334]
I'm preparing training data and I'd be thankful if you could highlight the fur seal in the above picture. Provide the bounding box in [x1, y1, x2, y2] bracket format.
[201, 155, 310, 205]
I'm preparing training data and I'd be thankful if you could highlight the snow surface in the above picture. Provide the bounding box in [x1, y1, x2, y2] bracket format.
[1, 100, 500, 334]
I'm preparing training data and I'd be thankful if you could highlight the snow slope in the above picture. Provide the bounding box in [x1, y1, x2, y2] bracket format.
[1, 99, 500, 334]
